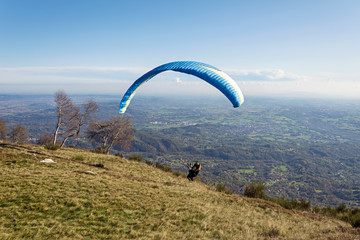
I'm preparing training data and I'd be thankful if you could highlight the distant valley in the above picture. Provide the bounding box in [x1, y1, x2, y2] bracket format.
[1, 94, 360, 207]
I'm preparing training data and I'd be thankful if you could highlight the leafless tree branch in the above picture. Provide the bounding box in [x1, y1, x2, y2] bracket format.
[87, 115, 133, 153]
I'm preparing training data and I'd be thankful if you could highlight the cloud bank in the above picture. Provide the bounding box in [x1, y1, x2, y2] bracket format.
[226, 69, 304, 82]
[0, 66, 359, 99]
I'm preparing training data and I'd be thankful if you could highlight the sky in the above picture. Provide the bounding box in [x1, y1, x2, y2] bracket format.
[0, 0, 360, 99]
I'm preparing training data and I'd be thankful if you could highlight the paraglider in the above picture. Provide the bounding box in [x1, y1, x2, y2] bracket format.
[187, 162, 201, 181]
[119, 61, 244, 114]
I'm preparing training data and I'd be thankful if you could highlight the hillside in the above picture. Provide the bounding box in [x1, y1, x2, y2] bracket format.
[2, 95, 360, 207]
[1, 142, 359, 239]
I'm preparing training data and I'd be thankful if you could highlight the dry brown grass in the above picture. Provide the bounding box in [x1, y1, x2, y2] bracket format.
[1, 141, 359, 239]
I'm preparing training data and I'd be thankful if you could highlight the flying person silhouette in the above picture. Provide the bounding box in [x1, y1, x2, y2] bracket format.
[187, 162, 201, 181]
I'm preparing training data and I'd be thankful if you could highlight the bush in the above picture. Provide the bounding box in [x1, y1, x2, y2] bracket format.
[298, 198, 311, 211]
[270, 198, 311, 211]
[92, 146, 108, 154]
[352, 208, 360, 215]
[263, 227, 280, 238]
[94, 163, 104, 168]
[216, 184, 233, 194]
[314, 205, 360, 228]
[336, 203, 347, 213]
[155, 162, 172, 172]
[9, 123, 28, 144]
[172, 171, 186, 178]
[270, 198, 292, 209]
[145, 160, 153, 166]
[115, 152, 123, 158]
[44, 144, 59, 151]
[244, 182, 266, 199]
[38, 132, 53, 145]
[128, 154, 142, 162]
[349, 213, 360, 228]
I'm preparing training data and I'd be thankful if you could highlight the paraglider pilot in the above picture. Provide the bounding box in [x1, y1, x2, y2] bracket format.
[187, 162, 201, 181]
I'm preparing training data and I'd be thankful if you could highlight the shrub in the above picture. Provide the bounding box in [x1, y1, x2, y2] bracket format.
[352, 208, 360, 215]
[263, 227, 280, 238]
[313, 205, 360, 228]
[9, 123, 28, 144]
[298, 198, 311, 211]
[270, 198, 311, 211]
[94, 163, 104, 168]
[38, 132, 53, 145]
[270, 198, 292, 209]
[115, 152, 123, 158]
[128, 154, 142, 162]
[0, 118, 7, 141]
[145, 160, 153, 166]
[216, 184, 233, 194]
[313, 206, 320, 214]
[349, 213, 360, 228]
[155, 162, 172, 172]
[244, 182, 266, 199]
[316, 206, 337, 217]
[336, 203, 347, 213]
[92, 146, 108, 154]
[44, 144, 59, 151]
[172, 171, 186, 178]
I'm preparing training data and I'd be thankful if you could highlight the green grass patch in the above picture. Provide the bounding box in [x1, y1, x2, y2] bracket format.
[271, 165, 288, 173]
[72, 155, 85, 161]
[128, 154, 142, 162]
[238, 169, 254, 174]
[44, 144, 59, 151]
[215, 184, 233, 194]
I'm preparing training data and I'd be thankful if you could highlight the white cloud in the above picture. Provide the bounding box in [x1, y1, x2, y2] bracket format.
[0, 66, 138, 94]
[239, 78, 360, 99]
[0, 66, 359, 99]
[316, 72, 360, 82]
[175, 77, 184, 85]
[226, 69, 304, 82]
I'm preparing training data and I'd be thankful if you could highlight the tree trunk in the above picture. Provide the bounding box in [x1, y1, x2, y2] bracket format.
[59, 135, 71, 148]
[106, 128, 121, 154]
[53, 121, 61, 144]
[53, 106, 62, 145]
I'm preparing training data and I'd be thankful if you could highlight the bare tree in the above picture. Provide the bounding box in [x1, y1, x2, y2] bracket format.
[38, 132, 53, 145]
[0, 118, 7, 141]
[53, 90, 78, 145]
[59, 99, 98, 148]
[9, 123, 28, 144]
[87, 115, 133, 153]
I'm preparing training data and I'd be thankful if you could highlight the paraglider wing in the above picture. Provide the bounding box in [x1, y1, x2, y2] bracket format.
[119, 61, 244, 114]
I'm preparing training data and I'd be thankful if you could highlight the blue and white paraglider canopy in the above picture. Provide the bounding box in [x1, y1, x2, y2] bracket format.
[119, 61, 244, 114]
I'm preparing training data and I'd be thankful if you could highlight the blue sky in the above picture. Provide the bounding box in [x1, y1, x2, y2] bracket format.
[1, 0, 360, 98]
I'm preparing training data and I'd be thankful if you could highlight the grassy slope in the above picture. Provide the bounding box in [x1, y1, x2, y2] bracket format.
[0, 142, 359, 240]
